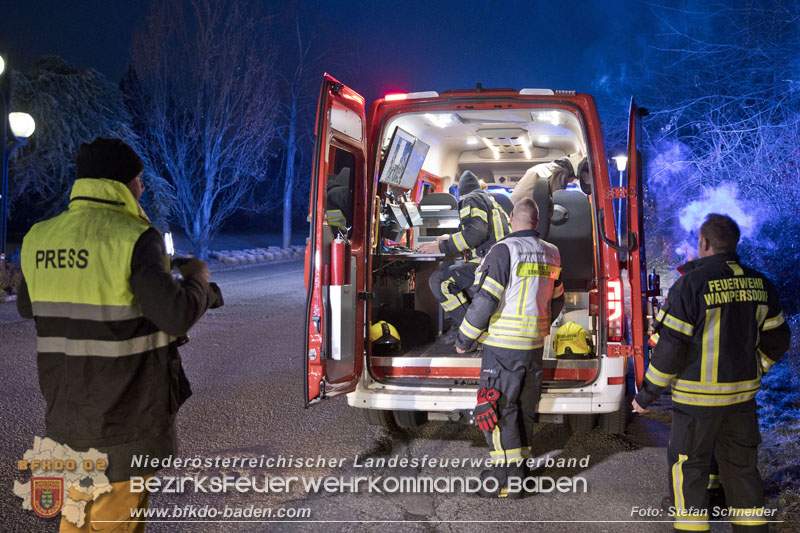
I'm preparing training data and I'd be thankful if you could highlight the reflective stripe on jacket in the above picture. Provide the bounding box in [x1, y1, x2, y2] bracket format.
[457, 230, 563, 351]
[635, 253, 791, 411]
[440, 190, 510, 261]
[20, 178, 179, 448]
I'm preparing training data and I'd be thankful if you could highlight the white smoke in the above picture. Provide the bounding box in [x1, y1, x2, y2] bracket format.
[678, 183, 761, 239]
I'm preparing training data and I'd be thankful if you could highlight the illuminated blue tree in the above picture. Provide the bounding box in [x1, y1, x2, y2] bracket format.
[130, 0, 280, 259]
[595, 1, 800, 308]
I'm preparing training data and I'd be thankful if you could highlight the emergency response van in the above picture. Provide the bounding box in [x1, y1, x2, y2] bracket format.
[304, 74, 658, 434]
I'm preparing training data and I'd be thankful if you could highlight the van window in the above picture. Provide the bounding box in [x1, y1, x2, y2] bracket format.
[325, 145, 356, 240]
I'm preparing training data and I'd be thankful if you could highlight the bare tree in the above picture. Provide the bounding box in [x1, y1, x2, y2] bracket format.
[642, 3, 799, 215]
[273, 21, 327, 249]
[131, 0, 280, 259]
[639, 2, 800, 308]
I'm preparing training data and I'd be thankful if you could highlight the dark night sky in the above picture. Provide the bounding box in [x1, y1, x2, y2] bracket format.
[0, 0, 665, 110]
[0, 1, 147, 82]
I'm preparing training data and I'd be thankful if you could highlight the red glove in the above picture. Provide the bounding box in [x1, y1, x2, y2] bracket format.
[474, 387, 500, 432]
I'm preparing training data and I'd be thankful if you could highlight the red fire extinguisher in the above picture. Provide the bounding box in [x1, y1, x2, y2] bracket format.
[331, 236, 345, 286]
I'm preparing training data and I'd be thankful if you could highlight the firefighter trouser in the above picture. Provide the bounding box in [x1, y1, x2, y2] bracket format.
[60, 475, 152, 532]
[429, 261, 478, 327]
[668, 406, 767, 532]
[479, 345, 544, 465]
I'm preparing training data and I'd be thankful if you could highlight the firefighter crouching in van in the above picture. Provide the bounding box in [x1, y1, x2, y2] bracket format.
[454, 198, 564, 498]
[417, 170, 510, 345]
[16, 138, 223, 532]
[633, 214, 790, 532]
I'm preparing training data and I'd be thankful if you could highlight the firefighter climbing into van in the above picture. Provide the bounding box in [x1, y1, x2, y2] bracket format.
[454, 198, 564, 498]
[416, 170, 510, 345]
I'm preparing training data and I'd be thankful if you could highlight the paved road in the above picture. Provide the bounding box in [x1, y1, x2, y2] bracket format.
[1, 260, 686, 532]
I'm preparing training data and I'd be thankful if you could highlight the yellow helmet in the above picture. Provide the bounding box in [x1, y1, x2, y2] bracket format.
[553, 321, 592, 358]
[370, 321, 401, 354]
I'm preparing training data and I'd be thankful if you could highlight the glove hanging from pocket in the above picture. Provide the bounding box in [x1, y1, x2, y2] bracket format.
[474, 387, 500, 432]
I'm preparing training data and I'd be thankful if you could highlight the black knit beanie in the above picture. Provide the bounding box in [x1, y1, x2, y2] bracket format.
[457, 170, 481, 197]
[76, 138, 144, 184]
[576, 157, 589, 177]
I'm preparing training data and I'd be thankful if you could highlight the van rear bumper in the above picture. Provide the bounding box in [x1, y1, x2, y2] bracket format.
[347, 356, 626, 414]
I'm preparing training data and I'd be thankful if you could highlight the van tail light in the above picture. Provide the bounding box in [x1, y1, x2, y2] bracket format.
[607, 278, 624, 342]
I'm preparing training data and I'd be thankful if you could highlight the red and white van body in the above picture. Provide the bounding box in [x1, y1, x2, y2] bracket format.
[304, 74, 652, 432]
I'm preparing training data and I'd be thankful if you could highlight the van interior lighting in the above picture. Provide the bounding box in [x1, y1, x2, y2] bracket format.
[480, 137, 500, 160]
[466, 136, 479, 145]
[533, 111, 560, 125]
[424, 113, 453, 128]
[384, 93, 408, 101]
[537, 136, 550, 144]
[520, 136, 532, 159]
[613, 155, 628, 172]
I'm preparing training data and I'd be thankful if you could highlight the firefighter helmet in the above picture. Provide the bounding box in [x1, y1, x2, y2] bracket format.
[370, 321, 401, 354]
[553, 321, 592, 358]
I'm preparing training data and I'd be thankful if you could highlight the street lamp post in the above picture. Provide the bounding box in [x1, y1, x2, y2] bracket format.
[0, 55, 36, 262]
[612, 155, 628, 246]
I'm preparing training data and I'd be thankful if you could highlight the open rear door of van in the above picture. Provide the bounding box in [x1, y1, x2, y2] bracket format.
[625, 98, 648, 389]
[304, 74, 368, 406]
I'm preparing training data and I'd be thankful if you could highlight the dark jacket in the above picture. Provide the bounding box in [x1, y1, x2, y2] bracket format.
[439, 189, 510, 261]
[17, 180, 219, 480]
[635, 253, 791, 412]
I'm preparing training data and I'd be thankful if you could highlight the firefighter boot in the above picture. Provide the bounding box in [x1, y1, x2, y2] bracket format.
[707, 486, 726, 520]
[477, 464, 525, 499]
[435, 327, 459, 346]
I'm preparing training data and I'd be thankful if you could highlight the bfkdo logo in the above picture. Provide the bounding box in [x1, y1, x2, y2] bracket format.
[31, 478, 64, 518]
[13, 437, 112, 526]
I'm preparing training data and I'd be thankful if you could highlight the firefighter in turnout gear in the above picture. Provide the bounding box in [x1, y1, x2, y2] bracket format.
[633, 214, 790, 532]
[418, 170, 510, 345]
[17, 138, 223, 532]
[455, 198, 564, 498]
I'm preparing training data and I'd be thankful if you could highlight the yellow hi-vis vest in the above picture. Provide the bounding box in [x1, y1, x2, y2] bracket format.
[21, 178, 176, 448]
[483, 235, 561, 350]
